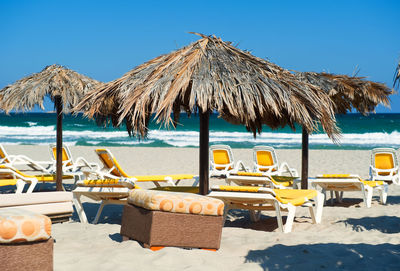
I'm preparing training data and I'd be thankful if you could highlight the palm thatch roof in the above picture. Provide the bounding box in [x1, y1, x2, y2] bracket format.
[75, 33, 339, 140]
[395, 61, 400, 89]
[295, 72, 392, 114]
[0, 64, 101, 113]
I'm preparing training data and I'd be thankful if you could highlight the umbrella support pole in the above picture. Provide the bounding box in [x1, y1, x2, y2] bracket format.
[301, 127, 309, 189]
[55, 95, 63, 191]
[199, 111, 210, 195]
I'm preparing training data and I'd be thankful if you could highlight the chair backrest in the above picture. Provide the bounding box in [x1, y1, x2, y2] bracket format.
[371, 148, 398, 175]
[50, 144, 73, 167]
[253, 146, 278, 170]
[95, 149, 129, 177]
[0, 144, 10, 163]
[209, 145, 234, 170]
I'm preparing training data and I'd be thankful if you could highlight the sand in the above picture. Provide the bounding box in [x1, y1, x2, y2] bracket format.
[4, 145, 400, 270]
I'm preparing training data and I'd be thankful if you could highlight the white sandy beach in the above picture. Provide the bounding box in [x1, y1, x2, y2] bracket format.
[4, 145, 400, 270]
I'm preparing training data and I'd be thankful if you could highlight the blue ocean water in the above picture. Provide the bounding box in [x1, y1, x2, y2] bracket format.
[0, 113, 399, 149]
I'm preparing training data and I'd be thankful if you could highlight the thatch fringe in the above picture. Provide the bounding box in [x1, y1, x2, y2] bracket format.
[295, 72, 392, 114]
[0, 64, 101, 113]
[395, 61, 400, 89]
[74, 33, 340, 140]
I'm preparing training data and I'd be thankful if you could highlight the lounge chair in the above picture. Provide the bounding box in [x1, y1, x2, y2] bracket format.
[93, 148, 196, 186]
[312, 174, 388, 208]
[252, 146, 298, 177]
[369, 148, 399, 185]
[49, 144, 99, 174]
[207, 185, 324, 233]
[73, 178, 135, 224]
[0, 165, 73, 191]
[0, 144, 52, 173]
[209, 145, 248, 177]
[226, 171, 296, 189]
[0, 166, 38, 193]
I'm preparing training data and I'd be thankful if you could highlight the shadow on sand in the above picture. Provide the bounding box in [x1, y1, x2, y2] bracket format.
[245, 243, 400, 271]
[336, 216, 400, 234]
[71, 202, 123, 224]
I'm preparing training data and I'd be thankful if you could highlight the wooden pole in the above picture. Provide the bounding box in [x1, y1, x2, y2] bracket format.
[199, 110, 210, 195]
[301, 127, 309, 189]
[55, 95, 63, 191]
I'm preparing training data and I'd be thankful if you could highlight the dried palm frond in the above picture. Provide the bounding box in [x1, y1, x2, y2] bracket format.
[0, 64, 101, 113]
[395, 61, 400, 89]
[296, 72, 392, 114]
[75, 33, 340, 140]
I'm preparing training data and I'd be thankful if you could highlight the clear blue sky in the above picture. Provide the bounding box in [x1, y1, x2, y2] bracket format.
[0, 0, 399, 112]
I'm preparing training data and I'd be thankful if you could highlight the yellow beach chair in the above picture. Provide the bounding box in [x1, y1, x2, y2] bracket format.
[226, 171, 296, 189]
[72, 178, 137, 224]
[252, 146, 298, 177]
[207, 185, 324, 233]
[0, 166, 38, 193]
[369, 148, 399, 185]
[0, 144, 52, 173]
[0, 165, 72, 191]
[312, 174, 388, 208]
[209, 145, 248, 177]
[93, 148, 196, 186]
[49, 144, 99, 173]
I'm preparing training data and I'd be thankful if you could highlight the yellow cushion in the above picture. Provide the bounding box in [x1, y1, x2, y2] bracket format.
[217, 185, 261, 192]
[375, 154, 394, 176]
[361, 180, 384, 187]
[235, 172, 264, 177]
[128, 189, 224, 216]
[321, 174, 352, 178]
[0, 179, 18, 187]
[34, 175, 73, 182]
[213, 150, 232, 170]
[257, 151, 274, 167]
[0, 209, 51, 244]
[273, 189, 317, 206]
[80, 178, 136, 189]
[270, 176, 294, 187]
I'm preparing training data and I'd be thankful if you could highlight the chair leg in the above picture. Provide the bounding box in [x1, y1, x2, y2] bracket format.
[72, 193, 88, 223]
[93, 201, 107, 224]
[363, 186, 373, 208]
[26, 179, 38, 193]
[15, 179, 25, 193]
[283, 204, 296, 233]
[164, 176, 175, 187]
[330, 191, 334, 205]
[378, 184, 388, 204]
[273, 201, 284, 232]
[314, 192, 324, 224]
[192, 176, 199, 187]
[249, 210, 261, 222]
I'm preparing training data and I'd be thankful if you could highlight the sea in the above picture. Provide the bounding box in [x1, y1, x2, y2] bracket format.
[0, 113, 399, 150]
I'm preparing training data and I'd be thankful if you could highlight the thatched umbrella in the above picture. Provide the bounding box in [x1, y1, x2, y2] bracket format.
[0, 64, 101, 190]
[75, 33, 340, 195]
[296, 72, 392, 187]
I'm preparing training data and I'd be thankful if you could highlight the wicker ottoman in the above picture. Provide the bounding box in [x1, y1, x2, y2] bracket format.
[121, 189, 225, 250]
[0, 208, 53, 271]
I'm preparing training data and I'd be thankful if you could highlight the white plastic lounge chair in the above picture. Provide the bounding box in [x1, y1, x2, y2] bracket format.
[252, 146, 298, 177]
[0, 164, 73, 191]
[312, 174, 388, 208]
[0, 144, 52, 173]
[93, 148, 196, 186]
[369, 148, 399, 185]
[209, 145, 248, 177]
[207, 185, 324, 233]
[0, 166, 38, 193]
[49, 144, 99, 173]
[73, 178, 136, 224]
[226, 171, 296, 189]
[73, 173, 196, 224]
